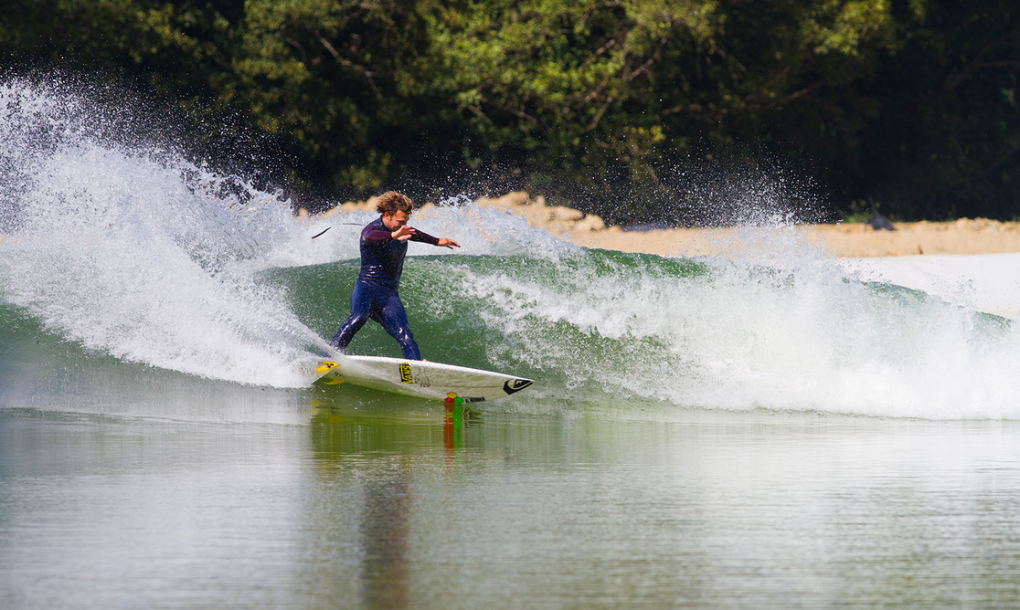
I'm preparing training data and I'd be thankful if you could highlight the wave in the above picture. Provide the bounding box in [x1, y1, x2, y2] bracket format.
[3, 77, 1019, 419]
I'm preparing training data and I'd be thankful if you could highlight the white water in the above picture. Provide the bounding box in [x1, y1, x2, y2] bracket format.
[840, 253, 1020, 320]
[1, 80, 321, 386]
[456, 245, 1020, 418]
[3, 79, 1020, 418]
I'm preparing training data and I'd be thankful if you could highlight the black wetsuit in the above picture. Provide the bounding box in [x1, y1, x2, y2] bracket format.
[330, 216, 439, 359]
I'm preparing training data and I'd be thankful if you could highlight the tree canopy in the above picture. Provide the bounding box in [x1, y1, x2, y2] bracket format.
[3, 0, 1018, 223]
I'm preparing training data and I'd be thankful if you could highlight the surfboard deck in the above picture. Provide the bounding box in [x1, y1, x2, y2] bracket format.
[314, 354, 533, 403]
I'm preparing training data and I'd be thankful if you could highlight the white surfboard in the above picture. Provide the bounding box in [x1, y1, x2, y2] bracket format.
[314, 354, 534, 403]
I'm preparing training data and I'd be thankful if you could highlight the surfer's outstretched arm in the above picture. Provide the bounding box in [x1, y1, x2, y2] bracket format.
[373, 224, 458, 248]
[407, 228, 460, 249]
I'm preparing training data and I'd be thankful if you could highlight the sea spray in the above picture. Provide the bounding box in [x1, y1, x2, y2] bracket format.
[412, 245, 1020, 419]
[0, 78, 322, 387]
[3, 77, 1020, 419]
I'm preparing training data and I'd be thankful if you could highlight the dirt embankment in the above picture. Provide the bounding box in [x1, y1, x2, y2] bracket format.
[302, 192, 1020, 258]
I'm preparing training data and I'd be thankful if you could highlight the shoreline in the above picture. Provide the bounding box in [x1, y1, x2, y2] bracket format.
[304, 192, 1020, 258]
[562, 219, 1020, 258]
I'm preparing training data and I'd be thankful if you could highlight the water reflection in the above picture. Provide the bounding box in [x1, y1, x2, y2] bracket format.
[361, 461, 411, 609]
[4, 397, 1020, 609]
[308, 395, 472, 610]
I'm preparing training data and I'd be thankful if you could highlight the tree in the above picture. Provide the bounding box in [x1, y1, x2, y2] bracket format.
[853, 0, 1020, 220]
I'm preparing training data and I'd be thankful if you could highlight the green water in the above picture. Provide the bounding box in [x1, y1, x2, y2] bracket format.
[3, 399, 1020, 610]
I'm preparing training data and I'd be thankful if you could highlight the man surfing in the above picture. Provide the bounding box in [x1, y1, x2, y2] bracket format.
[330, 191, 460, 360]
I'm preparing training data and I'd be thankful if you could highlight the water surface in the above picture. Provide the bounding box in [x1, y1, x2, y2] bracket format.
[3, 402, 1019, 609]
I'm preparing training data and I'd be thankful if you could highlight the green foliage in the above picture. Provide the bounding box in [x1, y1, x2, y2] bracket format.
[3, 0, 1018, 222]
[1, 1, 237, 94]
[851, 0, 1020, 220]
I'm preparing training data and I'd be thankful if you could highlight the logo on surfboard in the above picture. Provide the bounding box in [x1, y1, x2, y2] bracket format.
[414, 369, 432, 388]
[399, 362, 413, 383]
[503, 379, 533, 395]
[317, 361, 338, 375]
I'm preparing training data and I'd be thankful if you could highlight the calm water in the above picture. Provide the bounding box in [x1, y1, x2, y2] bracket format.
[3, 397, 1020, 610]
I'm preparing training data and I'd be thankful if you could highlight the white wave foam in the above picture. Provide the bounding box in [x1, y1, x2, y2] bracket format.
[1, 80, 322, 387]
[457, 242, 1020, 419]
[4, 78, 1020, 418]
[839, 253, 1020, 320]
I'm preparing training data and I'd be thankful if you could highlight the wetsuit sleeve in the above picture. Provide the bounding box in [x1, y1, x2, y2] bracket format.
[409, 229, 440, 246]
[361, 220, 440, 245]
[362, 225, 392, 243]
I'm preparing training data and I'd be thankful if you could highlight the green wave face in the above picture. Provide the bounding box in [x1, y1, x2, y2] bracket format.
[267, 252, 714, 395]
[3, 77, 1020, 419]
[265, 246, 1019, 418]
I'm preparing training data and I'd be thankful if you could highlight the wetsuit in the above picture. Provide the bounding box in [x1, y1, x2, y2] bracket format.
[330, 216, 439, 360]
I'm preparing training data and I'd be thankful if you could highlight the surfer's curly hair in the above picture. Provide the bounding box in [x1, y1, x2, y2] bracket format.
[375, 191, 414, 215]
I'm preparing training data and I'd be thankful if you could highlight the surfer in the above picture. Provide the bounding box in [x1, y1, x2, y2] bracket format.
[330, 192, 460, 360]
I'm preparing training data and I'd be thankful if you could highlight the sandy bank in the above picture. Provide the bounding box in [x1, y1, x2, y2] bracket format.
[304, 192, 1020, 258]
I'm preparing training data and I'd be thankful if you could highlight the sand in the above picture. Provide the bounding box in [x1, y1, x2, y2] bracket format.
[564, 219, 1020, 258]
[303, 192, 1020, 258]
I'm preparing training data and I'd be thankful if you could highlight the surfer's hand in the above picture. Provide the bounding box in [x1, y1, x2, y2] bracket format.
[391, 225, 416, 241]
[437, 238, 460, 249]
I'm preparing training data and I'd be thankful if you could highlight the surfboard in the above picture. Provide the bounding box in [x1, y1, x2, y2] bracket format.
[314, 354, 534, 403]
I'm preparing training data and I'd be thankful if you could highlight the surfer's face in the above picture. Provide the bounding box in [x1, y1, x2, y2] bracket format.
[382, 210, 410, 231]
